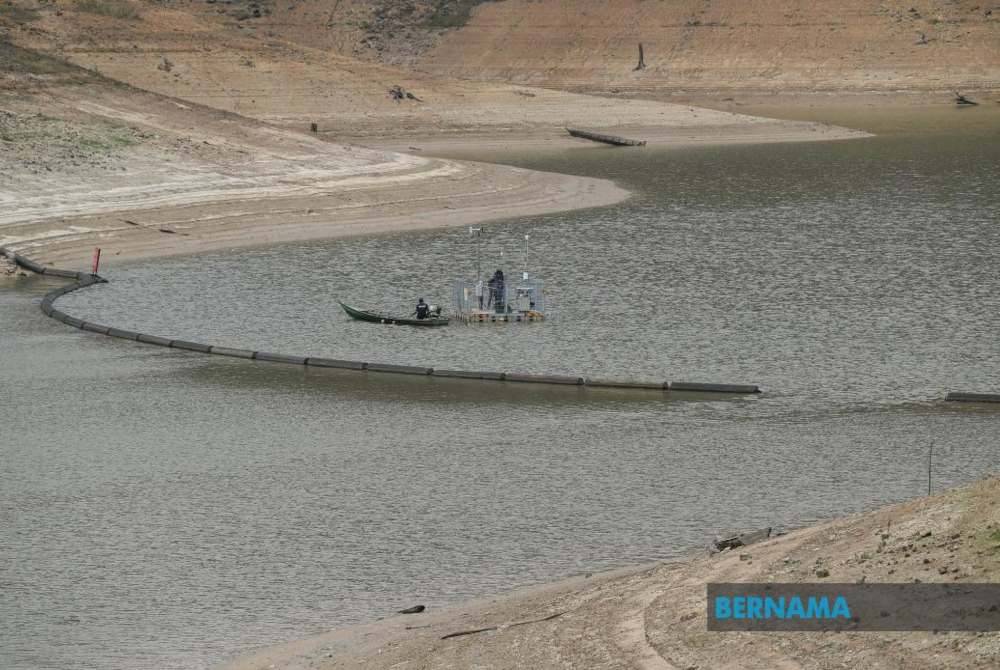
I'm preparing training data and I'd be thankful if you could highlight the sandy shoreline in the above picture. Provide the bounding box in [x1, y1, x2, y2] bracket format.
[0, 42, 872, 274]
[221, 476, 1000, 670]
[218, 561, 666, 670]
[0, 92, 631, 271]
[0, 98, 865, 274]
[358, 120, 868, 156]
[1, 157, 629, 271]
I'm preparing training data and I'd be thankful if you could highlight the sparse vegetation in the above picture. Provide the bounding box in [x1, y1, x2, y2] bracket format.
[426, 0, 494, 28]
[354, 0, 498, 64]
[0, 110, 142, 176]
[75, 0, 140, 20]
[0, 3, 41, 23]
[77, 130, 136, 152]
[0, 40, 83, 76]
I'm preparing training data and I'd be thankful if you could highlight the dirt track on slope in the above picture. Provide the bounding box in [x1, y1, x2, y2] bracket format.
[223, 476, 1000, 670]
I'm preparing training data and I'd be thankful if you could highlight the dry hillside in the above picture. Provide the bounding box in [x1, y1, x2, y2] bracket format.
[263, 0, 999, 97]
[414, 0, 1000, 96]
[4, 1, 997, 117]
[0, 1, 870, 141]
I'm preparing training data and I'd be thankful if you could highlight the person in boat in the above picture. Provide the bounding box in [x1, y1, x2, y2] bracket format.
[413, 298, 430, 320]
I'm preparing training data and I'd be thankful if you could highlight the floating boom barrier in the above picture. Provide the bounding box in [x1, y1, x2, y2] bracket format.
[2, 247, 763, 395]
[945, 392, 1000, 404]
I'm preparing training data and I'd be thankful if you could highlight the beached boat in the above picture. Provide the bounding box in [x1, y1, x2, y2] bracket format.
[339, 302, 449, 327]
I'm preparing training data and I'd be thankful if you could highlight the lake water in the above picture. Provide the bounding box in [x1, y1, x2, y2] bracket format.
[3, 108, 999, 669]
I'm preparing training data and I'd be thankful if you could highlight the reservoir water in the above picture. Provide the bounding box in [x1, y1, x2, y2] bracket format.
[2, 108, 999, 669]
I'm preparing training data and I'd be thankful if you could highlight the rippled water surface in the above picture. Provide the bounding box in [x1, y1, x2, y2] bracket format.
[3, 111, 1000, 670]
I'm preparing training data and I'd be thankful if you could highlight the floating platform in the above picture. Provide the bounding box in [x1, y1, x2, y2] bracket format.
[454, 276, 546, 323]
[457, 309, 545, 323]
[566, 127, 647, 147]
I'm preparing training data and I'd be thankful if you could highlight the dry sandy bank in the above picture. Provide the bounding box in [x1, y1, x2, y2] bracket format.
[4, 7, 872, 151]
[1, 51, 868, 274]
[363, 119, 864, 155]
[0, 77, 630, 272]
[411, 0, 1000, 98]
[221, 475, 1000, 670]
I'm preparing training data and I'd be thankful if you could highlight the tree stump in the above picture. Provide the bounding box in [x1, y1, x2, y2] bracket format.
[633, 43, 646, 71]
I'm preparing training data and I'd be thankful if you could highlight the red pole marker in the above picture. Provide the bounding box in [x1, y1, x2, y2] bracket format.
[91, 247, 101, 275]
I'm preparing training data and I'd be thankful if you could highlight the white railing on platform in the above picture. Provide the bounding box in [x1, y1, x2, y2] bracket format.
[453, 276, 546, 321]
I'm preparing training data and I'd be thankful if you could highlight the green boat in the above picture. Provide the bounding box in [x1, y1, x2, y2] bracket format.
[339, 302, 449, 327]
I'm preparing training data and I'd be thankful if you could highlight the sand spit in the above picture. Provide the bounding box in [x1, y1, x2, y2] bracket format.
[0, 36, 872, 273]
[0, 81, 631, 270]
[0, 73, 866, 272]
[222, 476, 1000, 670]
[368, 119, 867, 155]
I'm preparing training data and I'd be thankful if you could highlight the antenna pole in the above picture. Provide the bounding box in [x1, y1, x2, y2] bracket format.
[927, 441, 933, 496]
[469, 226, 482, 282]
[523, 234, 530, 278]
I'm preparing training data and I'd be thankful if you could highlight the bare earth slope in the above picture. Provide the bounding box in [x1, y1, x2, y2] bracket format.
[0, 3, 868, 277]
[67, 0, 991, 98]
[1, 2, 869, 145]
[414, 0, 1000, 97]
[0, 44, 627, 269]
[223, 476, 1000, 670]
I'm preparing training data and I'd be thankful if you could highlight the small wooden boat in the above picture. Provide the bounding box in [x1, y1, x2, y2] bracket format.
[339, 302, 449, 327]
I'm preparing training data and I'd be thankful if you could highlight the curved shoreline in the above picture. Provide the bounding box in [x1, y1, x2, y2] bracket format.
[0, 157, 633, 271]
[0, 69, 872, 272]
[1, 70, 643, 271]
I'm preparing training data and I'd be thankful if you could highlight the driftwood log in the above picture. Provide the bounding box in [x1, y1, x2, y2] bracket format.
[566, 128, 646, 147]
[441, 611, 567, 640]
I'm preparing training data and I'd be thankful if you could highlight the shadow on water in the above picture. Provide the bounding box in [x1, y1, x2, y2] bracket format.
[163, 348, 1000, 419]
[175, 356, 755, 409]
